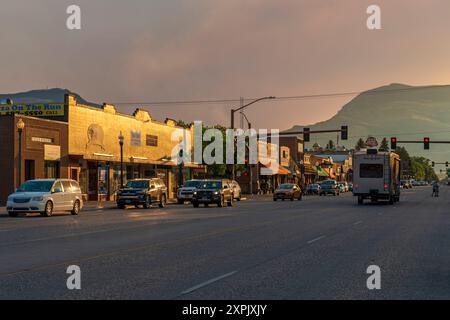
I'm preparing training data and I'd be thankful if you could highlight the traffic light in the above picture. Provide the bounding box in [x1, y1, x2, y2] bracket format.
[446, 162, 449, 167]
[243, 158, 249, 177]
[390, 137, 397, 150]
[424, 137, 430, 150]
[303, 128, 310, 142]
[341, 126, 348, 140]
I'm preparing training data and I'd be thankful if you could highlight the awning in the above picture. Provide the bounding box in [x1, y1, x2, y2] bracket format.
[261, 164, 292, 175]
[316, 166, 329, 177]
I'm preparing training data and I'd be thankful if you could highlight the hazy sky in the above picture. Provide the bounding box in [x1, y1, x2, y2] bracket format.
[2, 0, 450, 130]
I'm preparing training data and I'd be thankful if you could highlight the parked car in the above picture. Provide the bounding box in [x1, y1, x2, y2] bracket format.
[273, 183, 303, 201]
[338, 182, 348, 193]
[305, 183, 321, 195]
[7, 179, 83, 217]
[319, 180, 340, 196]
[401, 180, 412, 189]
[229, 180, 242, 201]
[116, 178, 167, 209]
[192, 179, 233, 208]
[177, 179, 203, 204]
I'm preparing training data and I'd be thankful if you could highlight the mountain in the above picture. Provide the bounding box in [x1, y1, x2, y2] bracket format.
[0, 88, 100, 107]
[285, 83, 450, 166]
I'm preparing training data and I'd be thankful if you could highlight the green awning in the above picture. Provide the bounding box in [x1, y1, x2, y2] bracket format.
[316, 166, 329, 177]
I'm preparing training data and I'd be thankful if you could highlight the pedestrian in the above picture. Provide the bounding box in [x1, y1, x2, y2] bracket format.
[432, 181, 439, 197]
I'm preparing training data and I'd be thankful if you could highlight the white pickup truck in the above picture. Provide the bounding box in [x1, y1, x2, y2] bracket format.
[352, 150, 401, 205]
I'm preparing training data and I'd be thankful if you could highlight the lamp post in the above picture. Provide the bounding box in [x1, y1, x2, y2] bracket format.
[17, 118, 25, 186]
[118, 131, 124, 188]
[230, 96, 275, 180]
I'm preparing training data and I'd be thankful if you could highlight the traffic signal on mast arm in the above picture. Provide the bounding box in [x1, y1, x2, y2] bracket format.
[446, 161, 449, 167]
[390, 137, 397, 150]
[303, 128, 310, 142]
[424, 137, 430, 150]
[341, 126, 348, 140]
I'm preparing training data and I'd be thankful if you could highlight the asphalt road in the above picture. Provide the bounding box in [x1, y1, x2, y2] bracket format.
[0, 186, 449, 300]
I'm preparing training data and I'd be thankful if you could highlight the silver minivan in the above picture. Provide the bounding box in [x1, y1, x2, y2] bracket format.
[6, 179, 84, 217]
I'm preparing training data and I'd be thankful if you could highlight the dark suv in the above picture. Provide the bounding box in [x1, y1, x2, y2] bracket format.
[117, 178, 167, 209]
[319, 180, 340, 196]
[192, 179, 233, 208]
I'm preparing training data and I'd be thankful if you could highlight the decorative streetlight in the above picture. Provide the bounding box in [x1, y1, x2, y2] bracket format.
[17, 118, 25, 186]
[118, 131, 124, 188]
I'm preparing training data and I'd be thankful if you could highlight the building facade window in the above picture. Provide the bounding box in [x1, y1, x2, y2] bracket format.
[44, 161, 60, 179]
[146, 134, 158, 147]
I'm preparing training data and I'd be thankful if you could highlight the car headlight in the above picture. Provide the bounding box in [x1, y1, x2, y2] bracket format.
[32, 196, 44, 202]
[214, 191, 219, 195]
[7, 196, 14, 202]
[193, 191, 197, 195]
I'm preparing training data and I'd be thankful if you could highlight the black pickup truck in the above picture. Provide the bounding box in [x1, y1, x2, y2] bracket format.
[116, 178, 167, 209]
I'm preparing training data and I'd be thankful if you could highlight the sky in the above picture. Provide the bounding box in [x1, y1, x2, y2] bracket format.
[2, 0, 450, 130]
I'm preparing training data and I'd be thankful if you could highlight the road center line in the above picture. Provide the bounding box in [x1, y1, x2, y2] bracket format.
[180, 271, 238, 295]
[307, 235, 326, 244]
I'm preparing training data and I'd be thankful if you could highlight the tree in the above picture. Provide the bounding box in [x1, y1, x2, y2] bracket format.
[355, 138, 366, 151]
[379, 138, 389, 151]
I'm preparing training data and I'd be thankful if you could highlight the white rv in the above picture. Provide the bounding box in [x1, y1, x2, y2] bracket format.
[352, 150, 401, 205]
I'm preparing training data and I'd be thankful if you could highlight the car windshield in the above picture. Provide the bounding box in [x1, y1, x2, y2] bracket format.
[321, 181, 335, 186]
[184, 180, 202, 188]
[198, 181, 222, 189]
[126, 180, 149, 188]
[16, 180, 54, 192]
[279, 184, 294, 189]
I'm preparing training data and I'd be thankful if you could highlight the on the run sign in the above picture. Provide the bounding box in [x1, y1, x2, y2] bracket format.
[0, 103, 64, 117]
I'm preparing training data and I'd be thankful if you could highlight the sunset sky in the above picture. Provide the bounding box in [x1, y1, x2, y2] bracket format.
[2, 0, 450, 130]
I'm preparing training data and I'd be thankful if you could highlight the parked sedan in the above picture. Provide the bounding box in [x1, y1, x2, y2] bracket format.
[7, 179, 83, 217]
[273, 183, 302, 201]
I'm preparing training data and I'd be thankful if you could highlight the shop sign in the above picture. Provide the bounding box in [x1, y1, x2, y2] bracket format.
[44, 144, 61, 161]
[0, 104, 64, 117]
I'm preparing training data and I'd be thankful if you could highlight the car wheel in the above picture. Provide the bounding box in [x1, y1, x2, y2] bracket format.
[8, 211, 18, 217]
[193, 201, 199, 208]
[236, 192, 241, 201]
[298, 194, 302, 201]
[71, 200, 81, 215]
[290, 196, 294, 201]
[159, 194, 166, 208]
[357, 196, 363, 205]
[41, 201, 53, 217]
[204, 203, 209, 208]
[117, 204, 126, 209]
[273, 198, 277, 201]
[228, 197, 233, 207]
[143, 196, 151, 209]
[218, 196, 224, 207]
[177, 199, 184, 204]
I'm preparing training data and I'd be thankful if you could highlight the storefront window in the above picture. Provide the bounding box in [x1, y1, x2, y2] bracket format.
[44, 161, 60, 179]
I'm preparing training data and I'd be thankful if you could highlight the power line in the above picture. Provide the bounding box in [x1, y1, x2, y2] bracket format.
[107, 84, 450, 106]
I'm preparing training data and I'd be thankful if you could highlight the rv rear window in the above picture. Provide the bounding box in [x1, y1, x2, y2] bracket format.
[360, 164, 383, 178]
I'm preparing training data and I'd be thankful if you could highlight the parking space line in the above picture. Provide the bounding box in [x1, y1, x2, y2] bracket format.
[180, 271, 238, 295]
[307, 235, 326, 244]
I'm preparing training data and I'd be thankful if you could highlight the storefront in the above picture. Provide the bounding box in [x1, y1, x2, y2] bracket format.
[0, 115, 69, 205]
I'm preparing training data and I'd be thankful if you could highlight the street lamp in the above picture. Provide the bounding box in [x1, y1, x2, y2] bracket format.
[118, 131, 124, 188]
[230, 96, 275, 181]
[17, 118, 25, 186]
